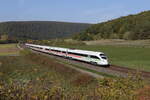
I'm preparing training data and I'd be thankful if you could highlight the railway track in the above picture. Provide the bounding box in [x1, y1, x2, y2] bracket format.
[109, 65, 150, 78]
[33, 50, 150, 79]
[20, 44, 150, 79]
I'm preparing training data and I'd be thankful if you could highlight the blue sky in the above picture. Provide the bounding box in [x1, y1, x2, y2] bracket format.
[0, 0, 150, 23]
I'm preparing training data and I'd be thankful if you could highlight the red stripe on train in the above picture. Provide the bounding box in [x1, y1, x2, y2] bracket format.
[46, 50, 82, 58]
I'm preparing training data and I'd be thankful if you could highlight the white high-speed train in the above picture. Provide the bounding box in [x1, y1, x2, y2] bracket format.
[25, 43, 109, 66]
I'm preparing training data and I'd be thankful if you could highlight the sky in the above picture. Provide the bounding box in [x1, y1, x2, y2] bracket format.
[0, 0, 150, 23]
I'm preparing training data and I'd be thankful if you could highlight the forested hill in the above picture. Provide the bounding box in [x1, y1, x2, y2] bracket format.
[0, 21, 91, 40]
[73, 11, 150, 40]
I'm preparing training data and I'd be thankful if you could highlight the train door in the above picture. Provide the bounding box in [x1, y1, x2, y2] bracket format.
[87, 55, 92, 62]
[89, 55, 99, 65]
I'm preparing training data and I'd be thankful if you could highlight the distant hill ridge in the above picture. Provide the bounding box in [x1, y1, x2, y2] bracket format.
[0, 21, 91, 40]
[73, 11, 150, 40]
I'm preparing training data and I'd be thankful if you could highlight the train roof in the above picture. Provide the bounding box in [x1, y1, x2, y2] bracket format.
[26, 43, 104, 56]
[68, 49, 103, 55]
[51, 47, 103, 55]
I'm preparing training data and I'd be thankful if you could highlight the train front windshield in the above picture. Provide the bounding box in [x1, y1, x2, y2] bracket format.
[100, 54, 107, 60]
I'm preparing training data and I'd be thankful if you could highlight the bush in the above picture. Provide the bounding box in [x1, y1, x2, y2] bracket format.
[109, 33, 119, 39]
[0, 74, 146, 100]
[96, 74, 144, 100]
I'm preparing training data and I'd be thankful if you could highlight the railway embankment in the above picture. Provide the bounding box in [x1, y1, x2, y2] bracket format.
[30, 48, 150, 80]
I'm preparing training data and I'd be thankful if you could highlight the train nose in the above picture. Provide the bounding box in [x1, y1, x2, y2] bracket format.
[101, 59, 109, 65]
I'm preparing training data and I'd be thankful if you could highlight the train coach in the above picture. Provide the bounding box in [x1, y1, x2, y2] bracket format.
[25, 43, 109, 66]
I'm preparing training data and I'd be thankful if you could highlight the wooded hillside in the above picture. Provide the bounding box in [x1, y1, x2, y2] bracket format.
[73, 11, 150, 40]
[0, 21, 91, 40]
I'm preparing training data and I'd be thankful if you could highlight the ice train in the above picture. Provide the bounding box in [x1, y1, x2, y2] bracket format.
[25, 43, 109, 66]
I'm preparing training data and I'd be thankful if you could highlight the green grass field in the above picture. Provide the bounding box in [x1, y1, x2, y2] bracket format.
[59, 44, 150, 72]
[0, 44, 20, 56]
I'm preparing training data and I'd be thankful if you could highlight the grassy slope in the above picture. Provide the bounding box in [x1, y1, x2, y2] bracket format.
[0, 53, 97, 94]
[0, 44, 20, 56]
[0, 51, 147, 100]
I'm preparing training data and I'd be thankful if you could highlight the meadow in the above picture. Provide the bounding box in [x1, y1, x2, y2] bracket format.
[0, 44, 20, 56]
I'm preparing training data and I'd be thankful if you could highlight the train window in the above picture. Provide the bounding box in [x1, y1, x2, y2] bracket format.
[68, 52, 88, 57]
[52, 49, 56, 52]
[56, 50, 61, 52]
[62, 51, 66, 53]
[45, 48, 49, 51]
[90, 55, 100, 59]
[51, 49, 61, 52]
[68, 52, 73, 55]
[78, 53, 87, 57]
[101, 57, 107, 59]
[100, 54, 107, 59]
[100, 54, 106, 56]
